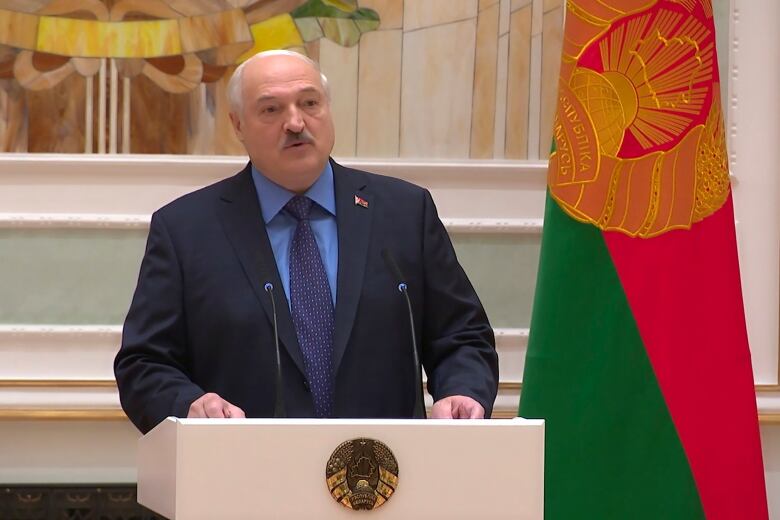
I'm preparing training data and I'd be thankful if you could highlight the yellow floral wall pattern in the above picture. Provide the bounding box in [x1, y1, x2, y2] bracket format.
[0, 0, 563, 158]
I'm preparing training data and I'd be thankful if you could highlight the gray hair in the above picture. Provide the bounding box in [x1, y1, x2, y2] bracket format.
[227, 49, 330, 115]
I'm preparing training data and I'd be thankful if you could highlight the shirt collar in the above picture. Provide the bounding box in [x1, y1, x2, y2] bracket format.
[251, 161, 336, 224]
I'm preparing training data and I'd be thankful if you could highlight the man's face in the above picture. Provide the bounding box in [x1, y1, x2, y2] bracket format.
[230, 54, 335, 193]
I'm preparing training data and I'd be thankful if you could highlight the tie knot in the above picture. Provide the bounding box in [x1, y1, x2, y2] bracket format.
[285, 195, 314, 221]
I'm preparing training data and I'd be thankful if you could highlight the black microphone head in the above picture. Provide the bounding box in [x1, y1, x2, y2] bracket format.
[264, 282, 274, 292]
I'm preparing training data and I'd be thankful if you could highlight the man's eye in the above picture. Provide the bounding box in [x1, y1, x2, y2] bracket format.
[261, 106, 277, 114]
[303, 99, 319, 107]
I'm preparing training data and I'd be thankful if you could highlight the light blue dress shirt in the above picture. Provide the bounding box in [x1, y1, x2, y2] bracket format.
[251, 163, 338, 306]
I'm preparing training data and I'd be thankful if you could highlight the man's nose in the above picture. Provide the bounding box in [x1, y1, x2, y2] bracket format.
[283, 107, 305, 133]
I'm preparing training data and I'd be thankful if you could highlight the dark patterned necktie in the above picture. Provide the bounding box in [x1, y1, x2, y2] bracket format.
[286, 195, 335, 418]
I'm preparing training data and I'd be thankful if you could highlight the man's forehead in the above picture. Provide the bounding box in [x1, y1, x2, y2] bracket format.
[248, 54, 318, 79]
[245, 59, 322, 92]
[255, 84, 324, 101]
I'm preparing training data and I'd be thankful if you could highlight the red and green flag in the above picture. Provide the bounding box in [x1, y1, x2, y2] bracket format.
[519, 0, 768, 518]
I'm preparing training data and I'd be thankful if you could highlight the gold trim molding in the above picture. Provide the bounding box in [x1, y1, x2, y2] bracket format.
[0, 409, 127, 420]
[494, 409, 780, 425]
[759, 414, 780, 425]
[1, 408, 778, 425]
[0, 379, 117, 388]
[0, 380, 774, 393]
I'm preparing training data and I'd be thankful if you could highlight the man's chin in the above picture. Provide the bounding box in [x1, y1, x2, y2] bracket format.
[279, 155, 327, 179]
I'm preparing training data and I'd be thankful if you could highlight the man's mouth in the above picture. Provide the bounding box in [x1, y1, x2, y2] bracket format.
[283, 130, 314, 149]
[287, 141, 307, 148]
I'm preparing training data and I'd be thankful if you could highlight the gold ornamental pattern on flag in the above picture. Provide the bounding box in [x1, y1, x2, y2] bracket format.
[549, 0, 729, 238]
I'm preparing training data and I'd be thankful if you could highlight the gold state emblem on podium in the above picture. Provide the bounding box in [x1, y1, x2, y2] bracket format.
[326, 438, 399, 510]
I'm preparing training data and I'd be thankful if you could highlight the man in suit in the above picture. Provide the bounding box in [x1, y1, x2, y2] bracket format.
[114, 50, 498, 434]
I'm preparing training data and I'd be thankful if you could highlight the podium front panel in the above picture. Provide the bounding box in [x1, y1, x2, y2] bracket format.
[138, 417, 543, 519]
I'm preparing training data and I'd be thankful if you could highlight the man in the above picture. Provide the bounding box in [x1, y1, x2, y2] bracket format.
[114, 50, 498, 434]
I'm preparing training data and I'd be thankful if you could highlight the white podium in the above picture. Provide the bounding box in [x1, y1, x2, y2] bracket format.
[137, 417, 544, 519]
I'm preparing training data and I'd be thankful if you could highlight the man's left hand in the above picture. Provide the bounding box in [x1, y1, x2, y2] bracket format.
[431, 395, 485, 419]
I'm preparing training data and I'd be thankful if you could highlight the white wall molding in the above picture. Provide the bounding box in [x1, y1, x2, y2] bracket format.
[0, 213, 545, 234]
[0, 388, 120, 409]
[496, 328, 529, 384]
[0, 154, 548, 187]
[0, 324, 122, 337]
[727, 0, 738, 169]
[3, 324, 777, 417]
[0, 324, 524, 344]
[0, 325, 121, 381]
[729, 0, 780, 384]
[0, 155, 549, 220]
[0, 325, 529, 412]
[758, 393, 780, 416]
[3, 388, 776, 416]
[0, 213, 151, 229]
[0, 420, 140, 484]
[0, 154, 774, 388]
[447, 219, 543, 234]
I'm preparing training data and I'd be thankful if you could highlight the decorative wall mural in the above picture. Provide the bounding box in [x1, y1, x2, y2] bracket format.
[6, 1, 377, 90]
[0, 0, 564, 158]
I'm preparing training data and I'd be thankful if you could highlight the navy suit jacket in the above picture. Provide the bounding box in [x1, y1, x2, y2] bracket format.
[115, 160, 498, 433]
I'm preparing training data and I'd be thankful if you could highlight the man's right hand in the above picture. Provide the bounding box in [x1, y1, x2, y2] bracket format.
[187, 392, 246, 419]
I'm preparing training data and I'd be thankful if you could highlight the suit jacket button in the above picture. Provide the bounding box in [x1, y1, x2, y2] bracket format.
[302, 379, 310, 392]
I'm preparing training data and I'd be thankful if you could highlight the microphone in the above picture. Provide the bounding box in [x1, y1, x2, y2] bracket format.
[381, 249, 426, 419]
[264, 282, 285, 418]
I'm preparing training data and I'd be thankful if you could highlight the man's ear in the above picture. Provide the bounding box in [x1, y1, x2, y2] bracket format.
[229, 111, 244, 142]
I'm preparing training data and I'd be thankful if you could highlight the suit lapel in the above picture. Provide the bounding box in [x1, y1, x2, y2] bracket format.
[332, 161, 373, 374]
[215, 166, 306, 375]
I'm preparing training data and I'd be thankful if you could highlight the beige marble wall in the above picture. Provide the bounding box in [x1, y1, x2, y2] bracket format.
[297, 0, 563, 160]
[359, 0, 403, 29]
[505, 0, 532, 159]
[470, 0, 500, 158]
[494, 0, 511, 158]
[538, 0, 563, 157]
[399, 0, 481, 158]
[400, 18, 477, 158]
[357, 30, 402, 157]
[403, 0, 479, 32]
[319, 38, 359, 157]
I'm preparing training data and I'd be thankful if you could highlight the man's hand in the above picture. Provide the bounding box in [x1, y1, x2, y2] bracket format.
[431, 395, 485, 419]
[187, 392, 246, 419]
